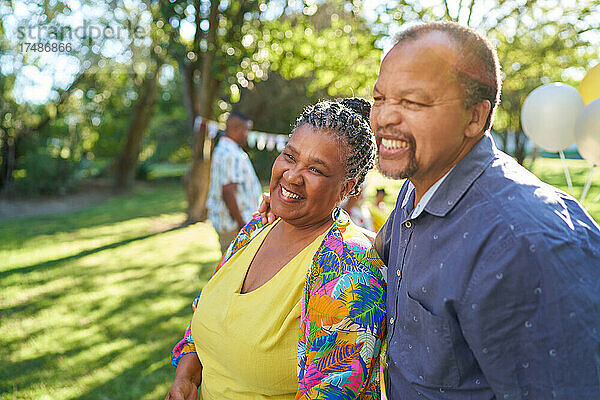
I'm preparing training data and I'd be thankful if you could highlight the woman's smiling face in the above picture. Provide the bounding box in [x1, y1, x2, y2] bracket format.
[269, 124, 355, 229]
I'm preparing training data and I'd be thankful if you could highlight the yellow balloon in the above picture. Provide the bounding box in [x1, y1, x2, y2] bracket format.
[579, 63, 600, 104]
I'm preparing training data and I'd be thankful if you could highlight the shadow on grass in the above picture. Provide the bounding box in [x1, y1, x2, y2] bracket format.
[73, 292, 217, 400]
[1, 259, 216, 399]
[2, 260, 215, 351]
[0, 225, 188, 279]
[75, 346, 177, 400]
[0, 182, 189, 250]
[0, 345, 91, 393]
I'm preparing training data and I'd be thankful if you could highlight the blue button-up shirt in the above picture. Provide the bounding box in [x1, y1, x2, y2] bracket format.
[377, 133, 600, 399]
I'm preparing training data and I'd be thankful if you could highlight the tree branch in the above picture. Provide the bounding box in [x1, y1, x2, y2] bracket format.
[442, 0, 452, 20]
[193, 0, 202, 50]
[466, 0, 474, 26]
[28, 69, 88, 135]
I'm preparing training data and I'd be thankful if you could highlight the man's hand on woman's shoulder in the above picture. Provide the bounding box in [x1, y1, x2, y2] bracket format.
[256, 192, 277, 224]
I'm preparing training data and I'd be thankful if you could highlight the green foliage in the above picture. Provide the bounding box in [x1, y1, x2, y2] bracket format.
[144, 93, 189, 163]
[236, 71, 323, 133]
[248, 147, 279, 184]
[15, 150, 76, 195]
[12, 131, 80, 195]
[265, 5, 382, 98]
[487, 0, 599, 162]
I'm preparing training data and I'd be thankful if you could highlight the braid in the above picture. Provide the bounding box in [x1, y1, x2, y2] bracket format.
[293, 98, 376, 196]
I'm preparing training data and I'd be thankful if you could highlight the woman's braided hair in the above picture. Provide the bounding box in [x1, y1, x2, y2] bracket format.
[293, 98, 376, 196]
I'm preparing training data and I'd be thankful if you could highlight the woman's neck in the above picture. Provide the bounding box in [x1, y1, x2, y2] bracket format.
[275, 216, 333, 244]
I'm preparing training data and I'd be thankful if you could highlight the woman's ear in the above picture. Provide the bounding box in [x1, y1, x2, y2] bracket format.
[340, 178, 358, 201]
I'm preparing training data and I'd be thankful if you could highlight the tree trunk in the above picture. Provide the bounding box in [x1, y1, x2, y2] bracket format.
[501, 131, 509, 153]
[183, 0, 220, 224]
[0, 134, 17, 196]
[114, 62, 162, 192]
[184, 73, 219, 224]
[514, 130, 527, 165]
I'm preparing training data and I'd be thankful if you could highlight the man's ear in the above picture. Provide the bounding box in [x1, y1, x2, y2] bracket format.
[465, 100, 491, 138]
[340, 178, 358, 201]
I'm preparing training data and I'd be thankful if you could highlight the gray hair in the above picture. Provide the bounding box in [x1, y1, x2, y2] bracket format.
[293, 98, 376, 196]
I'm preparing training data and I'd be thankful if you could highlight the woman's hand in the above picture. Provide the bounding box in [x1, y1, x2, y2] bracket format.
[257, 193, 277, 224]
[165, 353, 203, 400]
[165, 377, 198, 400]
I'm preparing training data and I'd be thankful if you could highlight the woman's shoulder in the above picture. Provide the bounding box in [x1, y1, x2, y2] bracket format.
[220, 213, 266, 265]
[329, 208, 374, 253]
[333, 222, 373, 253]
[314, 209, 385, 282]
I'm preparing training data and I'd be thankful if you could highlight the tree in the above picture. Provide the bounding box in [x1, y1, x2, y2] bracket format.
[0, 1, 90, 194]
[114, 0, 169, 191]
[158, 0, 383, 223]
[0, 0, 127, 194]
[157, 0, 273, 223]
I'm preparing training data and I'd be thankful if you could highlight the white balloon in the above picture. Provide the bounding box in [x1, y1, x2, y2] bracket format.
[521, 83, 584, 152]
[575, 97, 600, 165]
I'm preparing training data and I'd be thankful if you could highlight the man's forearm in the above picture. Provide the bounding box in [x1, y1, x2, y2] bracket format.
[222, 183, 245, 229]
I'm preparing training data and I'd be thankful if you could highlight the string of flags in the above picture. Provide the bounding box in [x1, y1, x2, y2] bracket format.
[194, 116, 289, 152]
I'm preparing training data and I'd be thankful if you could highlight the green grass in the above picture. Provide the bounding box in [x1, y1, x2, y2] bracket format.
[0, 182, 221, 400]
[1, 158, 599, 400]
[146, 163, 190, 180]
[527, 158, 600, 220]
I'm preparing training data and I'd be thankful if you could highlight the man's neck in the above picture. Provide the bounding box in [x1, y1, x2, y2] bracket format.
[411, 167, 453, 206]
[224, 134, 242, 147]
[412, 134, 483, 205]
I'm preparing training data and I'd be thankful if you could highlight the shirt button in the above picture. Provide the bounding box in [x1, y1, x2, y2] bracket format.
[390, 317, 395, 324]
[404, 221, 412, 228]
[396, 269, 401, 277]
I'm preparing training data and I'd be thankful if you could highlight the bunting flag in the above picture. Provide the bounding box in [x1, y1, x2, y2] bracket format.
[194, 116, 289, 151]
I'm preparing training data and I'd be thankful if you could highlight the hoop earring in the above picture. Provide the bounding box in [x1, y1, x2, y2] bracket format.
[331, 206, 341, 222]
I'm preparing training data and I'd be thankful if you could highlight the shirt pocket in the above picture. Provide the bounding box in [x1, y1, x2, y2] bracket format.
[397, 291, 460, 388]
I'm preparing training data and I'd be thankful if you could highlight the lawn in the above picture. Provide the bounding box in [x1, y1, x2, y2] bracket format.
[1, 158, 599, 400]
[0, 182, 221, 400]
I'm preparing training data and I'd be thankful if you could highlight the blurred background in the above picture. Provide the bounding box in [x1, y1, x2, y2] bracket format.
[1, 0, 599, 399]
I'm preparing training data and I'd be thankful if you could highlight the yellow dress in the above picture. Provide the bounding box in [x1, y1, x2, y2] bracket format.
[191, 221, 328, 399]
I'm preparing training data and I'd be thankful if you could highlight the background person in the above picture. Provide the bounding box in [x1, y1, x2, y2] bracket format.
[374, 188, 387, 210]
[372, 21, 600, 399]
[369, 188, 389, 232]
[341, 186, 374, 232]
[166, 98, 386, 400]
[206, 111, 262, 254]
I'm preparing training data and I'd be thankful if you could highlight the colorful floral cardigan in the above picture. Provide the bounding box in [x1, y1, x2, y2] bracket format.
[172, 210, 387, 399]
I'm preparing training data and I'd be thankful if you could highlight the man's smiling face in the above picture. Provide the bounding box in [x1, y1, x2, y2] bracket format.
[370, 31, 475, 192]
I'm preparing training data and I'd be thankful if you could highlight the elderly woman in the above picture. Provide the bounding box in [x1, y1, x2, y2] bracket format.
[166, 98, 386, 400]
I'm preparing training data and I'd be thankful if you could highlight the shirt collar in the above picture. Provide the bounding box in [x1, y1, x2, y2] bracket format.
[400, 133, 496, 219]
[222, 135, 241, 149]
[402, 168, 453, 219]
[425, 132, 496, 217]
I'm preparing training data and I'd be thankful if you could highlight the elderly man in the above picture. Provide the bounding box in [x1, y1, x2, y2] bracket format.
[207, 111, 261, 254]
[373, 22, 600, 399]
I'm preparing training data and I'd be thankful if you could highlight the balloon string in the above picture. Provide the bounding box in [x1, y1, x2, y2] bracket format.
[559, 151, 573, 194]
[580, 165, 596, 203]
